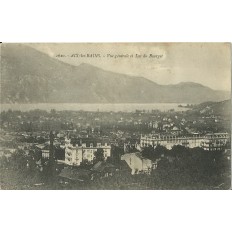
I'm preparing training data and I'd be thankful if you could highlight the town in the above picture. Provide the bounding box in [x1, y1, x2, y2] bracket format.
[0, 101, 231, 189]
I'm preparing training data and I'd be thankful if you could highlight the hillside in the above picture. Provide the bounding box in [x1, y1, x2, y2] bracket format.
[194, 99, 231, 117]
[1, 43, 230, 103]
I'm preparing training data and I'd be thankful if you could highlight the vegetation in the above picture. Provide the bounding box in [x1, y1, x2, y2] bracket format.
[1, 145, 230, 190]
[94, 148, 105, 163]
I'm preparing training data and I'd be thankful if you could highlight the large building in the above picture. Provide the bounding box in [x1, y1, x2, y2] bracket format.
[121, 152, 154, 175]
[65, 138, 111, 166]
[201, 133, 230, 151]
[140, 133, 230, 151]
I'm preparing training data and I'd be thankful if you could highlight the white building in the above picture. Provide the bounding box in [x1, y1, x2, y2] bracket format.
[65, 138, 111, 166]
[201, 133, 230, 151]
[140, 133, 230, 151]
[121, 152, 153, 175]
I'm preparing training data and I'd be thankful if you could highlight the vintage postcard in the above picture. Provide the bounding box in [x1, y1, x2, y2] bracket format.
[0, 43, 231, 190]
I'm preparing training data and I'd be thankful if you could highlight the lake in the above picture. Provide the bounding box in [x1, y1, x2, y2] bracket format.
[0, 103, 190, 113]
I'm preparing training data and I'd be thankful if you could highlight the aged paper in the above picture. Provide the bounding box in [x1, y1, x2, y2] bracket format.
[0, 43, 231, 189]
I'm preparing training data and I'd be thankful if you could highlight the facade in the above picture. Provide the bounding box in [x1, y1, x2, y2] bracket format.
[140, 133, 230, 151]
[35, 144, 50, 159]
[121, 152, 153, 175]
[201, 133, 230, 151]
[65, 138, 111, 166]
[42, 149, 50, 159]
[34, 143, 65, 160]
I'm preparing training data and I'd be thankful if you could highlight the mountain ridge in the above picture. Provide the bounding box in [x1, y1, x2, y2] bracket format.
[1, 44, 230, 104]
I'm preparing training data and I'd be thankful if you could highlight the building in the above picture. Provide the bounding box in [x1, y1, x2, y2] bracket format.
[201, 133, 230, 151]
[121, 152, 153, 175]
[35, 142, 65, 160]
[65, 138, 111, 166]
[140, 133, 230, 151]
[35, 144, 50, 159]
[91, 161, 116, 179]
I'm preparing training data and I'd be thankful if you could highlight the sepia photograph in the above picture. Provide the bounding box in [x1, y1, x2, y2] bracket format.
[0, 43, 231, 190]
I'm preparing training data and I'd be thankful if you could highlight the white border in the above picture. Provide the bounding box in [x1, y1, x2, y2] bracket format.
[0, 1, 231, 232]
[1, 0, 232, 42]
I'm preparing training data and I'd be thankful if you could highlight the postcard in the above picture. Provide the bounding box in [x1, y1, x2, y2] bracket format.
[0, 43, 231, 190]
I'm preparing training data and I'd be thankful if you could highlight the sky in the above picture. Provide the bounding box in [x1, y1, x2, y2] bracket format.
[29, 43, 231, 91]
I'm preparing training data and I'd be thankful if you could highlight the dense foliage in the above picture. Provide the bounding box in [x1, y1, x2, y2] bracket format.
[0, 145, 230, 190]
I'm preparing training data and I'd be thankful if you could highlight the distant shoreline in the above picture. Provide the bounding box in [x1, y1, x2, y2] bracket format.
[1, 103, 190, 113]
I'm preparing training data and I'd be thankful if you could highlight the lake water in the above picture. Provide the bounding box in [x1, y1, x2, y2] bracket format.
[0, 103, 190, 113]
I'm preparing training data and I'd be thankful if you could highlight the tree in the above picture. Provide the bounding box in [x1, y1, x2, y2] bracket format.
[141, 145, 156, 161]
[0, 155, 8, 168]
[170, 145, 190, 158]
[157, 157, 170, 170]
[94, 148, 104, 163]
[80, 159, 92, 166]
[50, 109, 57, 115]
[111, 145, 124, 165]
[154, 145, 168, 157]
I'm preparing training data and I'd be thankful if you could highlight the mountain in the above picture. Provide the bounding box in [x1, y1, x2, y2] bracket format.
[194, 99, 231, 117]
[1, 44, 230, 104]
